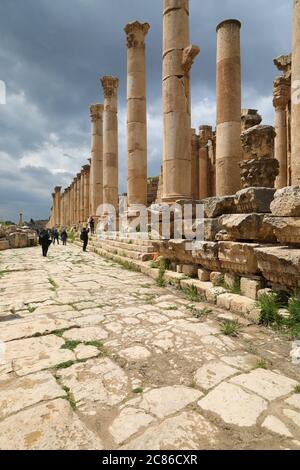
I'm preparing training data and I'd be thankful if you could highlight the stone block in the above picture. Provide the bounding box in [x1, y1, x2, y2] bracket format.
[181, 265, 198, 277]
[198, 268, 211, 282]
[240, 277, 263, 300]
[219, 214, 276, 242]
[255, 246, 300, 289]
[200, 196, 235, 218]
[224, 273, 239, 289]
[270, 186, 300, 217]
[263, 216, 300, 245]
[218, 241, 260, 274]
[205, 287, 227, 304]
[0, 240, 9, 251]
[235, 187, 276, 213]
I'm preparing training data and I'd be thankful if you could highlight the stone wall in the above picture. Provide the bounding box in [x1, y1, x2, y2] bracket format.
[153, 186, 300, 294]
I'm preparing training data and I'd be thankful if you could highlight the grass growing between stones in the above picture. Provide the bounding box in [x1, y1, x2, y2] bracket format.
[255, 359, 268, 370]
[191, 307, 213, 319]
[182, 285, 199, 302]
[257, 293, 282, 327]
[132, 388, 143, 394]
[48, 277, 59, 290]
[221, 279, 241, 295]
[62, 385, 77, 410]
[156, 267, 166, 288]
[294, 385, 300, 394]
[54, 360, 77, 370]
[61, 340, 81, 351]
[257, 292, 300, 339]
[220, 320, 241, 337]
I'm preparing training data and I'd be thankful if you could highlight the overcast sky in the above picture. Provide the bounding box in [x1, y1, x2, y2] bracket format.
[0, 0, 292, 222]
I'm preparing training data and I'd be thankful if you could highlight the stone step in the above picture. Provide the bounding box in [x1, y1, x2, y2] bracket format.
[88, 239, 156, 262]
[90, 237, 155, 254]
[95, 233, 154, 247]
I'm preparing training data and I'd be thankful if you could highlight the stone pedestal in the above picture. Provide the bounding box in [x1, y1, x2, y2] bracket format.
[162, 0, 199, 202]
[90, 104, 104, 217]
[216, 19, 242, 196]
[292, 0, 300, 185]
[101, 76, 119, 211]
[273, 77, 290, 188]
[125, 21, 150, 207]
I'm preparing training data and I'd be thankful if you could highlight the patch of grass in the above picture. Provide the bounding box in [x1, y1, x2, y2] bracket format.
[28, 306, 37, 313]
[62, 385, 77, 410]
[182, 285, 199, 302]
[220, 320, 241, 337]
[48, 277, 59, 289]
[118, 259, 140, 272]
[257, 293, 282, 327]
[287, 294, 300, 324]
[192, 307, 213, 319]
[163, 306, 177, 311]
[255, 359, 268, 370]
[294, 385, 300, 394]
[221, 278, 241, 295]
[54, 360, 76, 370]
[156, 266, 166, 288]
[132, 388, 143, 394]
[61, 340, 81, 351]
[53, 328, 70, 338]
[85, 341, 109, 356]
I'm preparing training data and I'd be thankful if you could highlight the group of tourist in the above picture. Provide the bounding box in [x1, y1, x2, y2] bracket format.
[38, 216, 95, 257]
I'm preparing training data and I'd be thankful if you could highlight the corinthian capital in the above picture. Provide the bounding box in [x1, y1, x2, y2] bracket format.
[100, 76, 119, 99]
[90, 103, 104, 122]
[124, 21, 150, 48]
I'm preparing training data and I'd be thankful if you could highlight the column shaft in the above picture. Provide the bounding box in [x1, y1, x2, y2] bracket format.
[90, 104, 104, 216]
[162, 0, 199, 202]
[292, 0, 300, 184]
[101, 76, 119, 211]
[216, 19, 242, 196]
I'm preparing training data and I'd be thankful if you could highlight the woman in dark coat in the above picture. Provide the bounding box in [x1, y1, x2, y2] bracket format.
[80, 227, 89, 252]
[39, 230, 52, 257]
[61, 229, 68, 246]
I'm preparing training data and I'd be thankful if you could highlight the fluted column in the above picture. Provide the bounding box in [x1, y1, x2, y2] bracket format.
[216, 19, 242, 196]
[76, 173, 81, 224]
[82, 164, 90, 222]
[199, 125, 213, 199]
[162, 0, 199, 202]
[100, 76, 119, 211]
[51, 193, 56, 227]
[90, 104, 104, 216]
[273, 77, 290, 188]
[292, 0, 300, 184]
[124, 21, 150, 206]
[80, 170, 85, 223]
[54, 186, 62, 227]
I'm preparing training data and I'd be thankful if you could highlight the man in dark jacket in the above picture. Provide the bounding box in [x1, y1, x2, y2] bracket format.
[52, 228, 59, 245]
[39, 230, 52, 257]
[80, 227, 89, 252]
[61, 229, 68, 246]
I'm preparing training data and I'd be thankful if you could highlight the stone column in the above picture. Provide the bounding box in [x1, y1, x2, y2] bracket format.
[69, 183, 73, 226]
[82, 164, 90, 222]
[199, 125, 213, 199]
[80, 170, 85, 223]
[216, 19, 242, 196]
[76, 174, 81, 225]
[292, 0, 300, 184]
[72, 179, 77, 225]
[100, 76, 119, 211]
[191, 129, 199, 199]
[162, 0, 200, 202]
[90, 104, 104, 216]
[51, 193, 56, 227]
[124, 21, 150, 207]
[61, 191, 65, 227]
[54, 186, 62, 227]
[273, 77, 290, 188]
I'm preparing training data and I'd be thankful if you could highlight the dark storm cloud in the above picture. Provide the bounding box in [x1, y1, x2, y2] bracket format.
[0, 0, 293, 221]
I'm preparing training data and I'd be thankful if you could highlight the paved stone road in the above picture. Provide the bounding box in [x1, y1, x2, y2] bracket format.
[0, 244, 300, 450]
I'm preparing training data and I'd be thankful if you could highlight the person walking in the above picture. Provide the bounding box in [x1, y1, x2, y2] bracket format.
[39, 229, 52, 257]
[52, 228, 59, 245]
[61, 229, 68, 246]
[89, 217, 95, 235]
[80, 227, 89, 252]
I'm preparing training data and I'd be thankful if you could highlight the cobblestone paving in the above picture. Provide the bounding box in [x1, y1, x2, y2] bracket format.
[0, 244, 300, 450]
